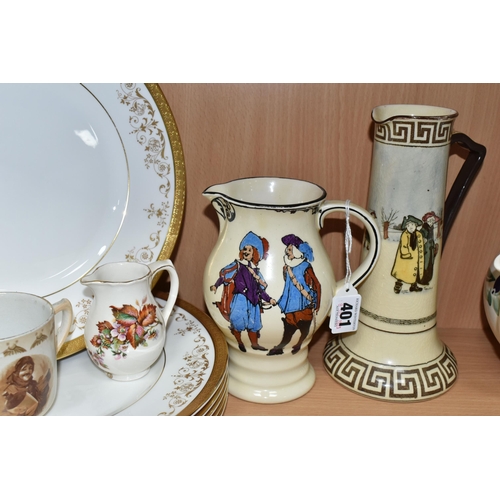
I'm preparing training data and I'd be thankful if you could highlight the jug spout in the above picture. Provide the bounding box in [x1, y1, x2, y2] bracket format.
[80, 268, 101, 287]
[203, 181, 238, 226]
[204, 177, 328, 208]
[202, 181, 238, 206]
[202, 182, 225, 202]
[80, 261, 151, 288]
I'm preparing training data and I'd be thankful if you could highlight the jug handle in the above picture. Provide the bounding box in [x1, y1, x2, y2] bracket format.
[148, 260, 180, 324]
[443, 132, 486, 247]
[318, 201, 381, 290]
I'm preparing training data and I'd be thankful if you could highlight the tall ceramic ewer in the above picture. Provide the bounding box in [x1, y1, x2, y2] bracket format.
[203, 177, 381, 403]
[324, 104, 486, 401]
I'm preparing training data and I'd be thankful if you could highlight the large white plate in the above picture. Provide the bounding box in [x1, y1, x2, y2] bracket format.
[47, 301, 228, 416]
[9, 83, 187, 359]
[0, 84, 129, 298]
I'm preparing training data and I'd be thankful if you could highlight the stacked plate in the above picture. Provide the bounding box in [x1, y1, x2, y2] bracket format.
[47, 299, 229, 416]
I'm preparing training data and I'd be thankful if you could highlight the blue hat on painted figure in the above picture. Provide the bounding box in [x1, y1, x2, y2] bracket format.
[240, 231, 265, 260]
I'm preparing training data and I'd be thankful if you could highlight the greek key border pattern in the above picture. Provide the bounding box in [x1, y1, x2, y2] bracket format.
[360, 307, 437, 326]
[374, 119, 454, 147]
[323, 337, 457, 400]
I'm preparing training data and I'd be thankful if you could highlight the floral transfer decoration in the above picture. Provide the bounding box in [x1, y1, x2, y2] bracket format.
[89, 297, 160, 367]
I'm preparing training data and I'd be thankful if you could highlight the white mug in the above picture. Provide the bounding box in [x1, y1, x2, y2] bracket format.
[0, 292, 73, 416]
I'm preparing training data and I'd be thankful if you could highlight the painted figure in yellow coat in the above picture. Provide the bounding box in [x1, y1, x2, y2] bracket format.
[391, 215, 425, 294]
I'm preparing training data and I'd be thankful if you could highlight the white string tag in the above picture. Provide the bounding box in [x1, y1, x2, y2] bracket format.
[329, 200, 362, 334]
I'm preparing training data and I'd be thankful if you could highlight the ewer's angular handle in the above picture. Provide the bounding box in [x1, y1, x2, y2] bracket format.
[443, 133, 487, 247]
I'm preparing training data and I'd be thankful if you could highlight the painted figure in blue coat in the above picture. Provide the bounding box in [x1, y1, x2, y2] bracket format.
[268, 234, 321, 356]
[210, 231, 276, 352]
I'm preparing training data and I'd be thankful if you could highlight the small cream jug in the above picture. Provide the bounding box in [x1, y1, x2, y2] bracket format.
[81, 260, 179, 381]
[203, 177, 381, 403]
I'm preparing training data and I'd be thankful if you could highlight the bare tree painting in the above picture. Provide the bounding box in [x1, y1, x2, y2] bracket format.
[381, 208, 399, 239]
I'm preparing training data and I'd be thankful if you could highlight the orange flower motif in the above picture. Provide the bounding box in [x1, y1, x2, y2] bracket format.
[90, 335, 102, 347]
[97, 321, 113, 333]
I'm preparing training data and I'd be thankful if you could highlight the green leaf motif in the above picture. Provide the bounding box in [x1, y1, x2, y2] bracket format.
[115, 312, 137, 322]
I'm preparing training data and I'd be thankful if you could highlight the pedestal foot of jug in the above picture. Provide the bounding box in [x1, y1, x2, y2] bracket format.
[227, 346, 316, 404]
[323, 335, 458, 402]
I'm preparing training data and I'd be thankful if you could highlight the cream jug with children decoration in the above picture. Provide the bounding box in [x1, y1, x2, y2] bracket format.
[323, 104, 486, 401]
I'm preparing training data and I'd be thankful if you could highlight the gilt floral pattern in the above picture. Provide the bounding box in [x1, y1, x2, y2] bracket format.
[116, 84, 173, 264]
[159, 310, 211, 415]
[89, 297, 160, 366]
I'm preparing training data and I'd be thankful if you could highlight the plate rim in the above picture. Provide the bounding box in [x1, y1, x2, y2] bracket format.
[175, 298, 228, 416]
[145, 83, 186, 263]
[192, 372, 229, 416]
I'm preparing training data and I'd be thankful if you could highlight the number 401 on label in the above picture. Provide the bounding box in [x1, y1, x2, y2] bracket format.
[329, 284, 361, 334]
